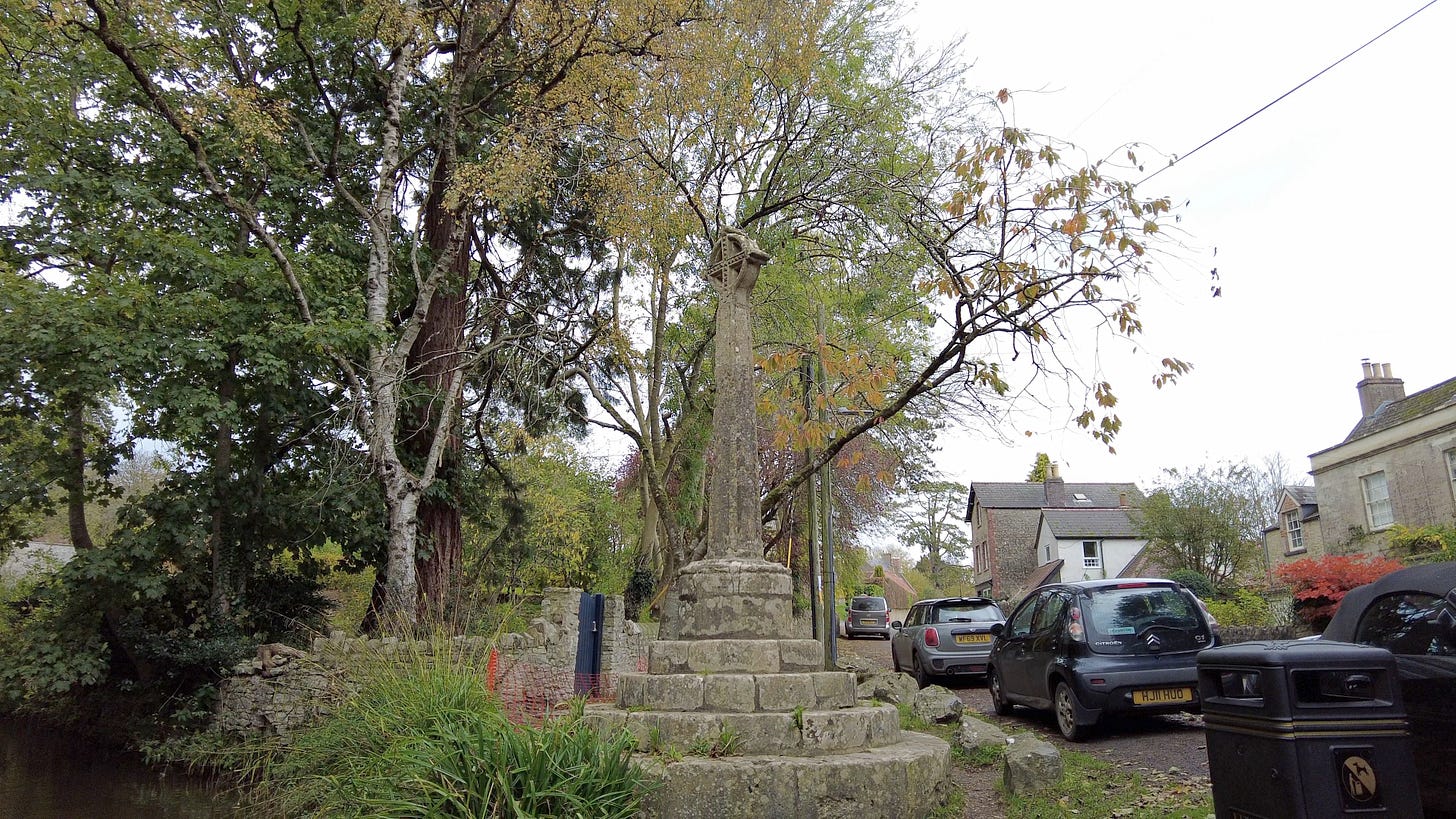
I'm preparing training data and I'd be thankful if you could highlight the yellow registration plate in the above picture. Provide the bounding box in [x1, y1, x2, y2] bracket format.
[859, 619, 877, 625]
[1132, 687, 1194, 705]
[954, 634, 992, 645]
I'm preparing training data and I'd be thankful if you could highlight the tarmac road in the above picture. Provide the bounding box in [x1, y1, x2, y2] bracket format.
[838, 629, 1211, 778]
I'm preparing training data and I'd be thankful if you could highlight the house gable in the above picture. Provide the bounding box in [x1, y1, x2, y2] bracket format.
[1306, 363, 1456, 558]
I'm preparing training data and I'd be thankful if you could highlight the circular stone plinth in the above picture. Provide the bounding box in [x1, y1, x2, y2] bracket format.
[636, 732, 950, 818]
[663, 559, 794, 641]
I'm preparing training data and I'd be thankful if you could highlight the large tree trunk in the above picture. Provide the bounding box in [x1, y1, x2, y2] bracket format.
[408, 155, 469, 624]
[64, 393, 153, 680]
[382, 472, 422, 629]
[209, 349, 237, 617]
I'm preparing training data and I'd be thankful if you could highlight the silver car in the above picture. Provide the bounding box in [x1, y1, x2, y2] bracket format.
[891, 596, 1006, 687]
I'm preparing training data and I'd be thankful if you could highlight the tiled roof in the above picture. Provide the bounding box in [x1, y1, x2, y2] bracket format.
[1286, 486, 1317, 506]
[969, 481, 1141, 510]
[1345, 374, 1456, 442]
[1041, 508, 1141, 539]
[1024, 559, 1064, 591]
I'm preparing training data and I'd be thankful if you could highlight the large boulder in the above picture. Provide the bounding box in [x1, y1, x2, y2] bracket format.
[911, 685, 964, 724]
[1002, 733, 1063, 794]
[856, 671, 919, 704]
[954, 716, 1009, 754]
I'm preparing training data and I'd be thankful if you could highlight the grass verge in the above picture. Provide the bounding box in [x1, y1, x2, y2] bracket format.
[1005, 749, 1213, 818]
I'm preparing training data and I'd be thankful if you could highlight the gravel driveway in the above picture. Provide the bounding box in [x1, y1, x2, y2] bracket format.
[838, 632, 1211, 778]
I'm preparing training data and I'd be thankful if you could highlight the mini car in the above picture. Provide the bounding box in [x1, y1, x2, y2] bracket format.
[986, 578, 1216, 740]
[890, 596, 1005, 687]
[1321, 561, 1456, 818]
[845, 595, 893, 639]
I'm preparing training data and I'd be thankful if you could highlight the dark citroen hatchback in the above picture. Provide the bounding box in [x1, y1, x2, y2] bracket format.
[987, 579, 1216, 740]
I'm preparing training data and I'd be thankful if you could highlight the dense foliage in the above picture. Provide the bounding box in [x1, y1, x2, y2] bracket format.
[0, 0, 1184, 727]
[1275, 554, 1404, 631]
[1137, 463, 1267, 585]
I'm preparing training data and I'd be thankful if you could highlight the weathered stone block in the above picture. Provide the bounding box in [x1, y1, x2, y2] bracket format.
[643, 674, 706, 711]
[955, 716, 1009, 754]
[778, 639, 824, 672]
[717, 711, 801, 754]
[616, 673, 647, 709]
[755, 673, 817, 711]
[1003, 733, 1063, 794]
[703, 674, 757, 712]
[809, 671, 856, 708]
[630, 710, 722, 753]
[856, 671, 919, 704]
[687, 640, 779, 673]
[799, 709, 868, 752]
[912, 684, 963, 724]
[648, 641, 690, 674]
[864, 703, 901, 747]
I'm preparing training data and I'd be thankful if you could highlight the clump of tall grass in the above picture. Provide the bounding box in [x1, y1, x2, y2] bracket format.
[237, 638, 649, 817]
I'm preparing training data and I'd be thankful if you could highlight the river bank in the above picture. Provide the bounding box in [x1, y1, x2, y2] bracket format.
[0, 716, 237, 818]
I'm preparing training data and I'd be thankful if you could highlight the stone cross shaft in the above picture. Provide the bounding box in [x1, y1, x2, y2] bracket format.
[705, 228, 771, 561]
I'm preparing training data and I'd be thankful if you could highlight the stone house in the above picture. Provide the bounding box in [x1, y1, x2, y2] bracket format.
[1261, 486, 1324, 574]
[1028, 507, 1148, 588]
[1308, 361, 1456, 556]
[964, 465, 1141, 600]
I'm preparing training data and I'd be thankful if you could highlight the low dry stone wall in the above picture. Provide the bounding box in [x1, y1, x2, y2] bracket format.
[213, 587, 647, 738]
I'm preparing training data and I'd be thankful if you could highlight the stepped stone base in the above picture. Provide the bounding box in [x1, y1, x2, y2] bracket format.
[585, 702, 903, 756]
[648, 638, 825, 674]
[635, 732, 951, 819]
[617, 670, 855, 712]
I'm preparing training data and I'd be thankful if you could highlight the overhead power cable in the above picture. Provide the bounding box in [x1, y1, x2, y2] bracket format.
[1139, 0, 1441, 188]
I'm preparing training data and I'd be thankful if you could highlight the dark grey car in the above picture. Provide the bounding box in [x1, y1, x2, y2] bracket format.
[1321, 561, 1456, 818]
[987, 579, 1215, 741]
[845, 595, 892, 639]
[890, 597, 1005, 687]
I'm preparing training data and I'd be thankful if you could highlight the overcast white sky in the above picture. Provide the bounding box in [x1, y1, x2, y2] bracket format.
[907, 0, 1455, 489]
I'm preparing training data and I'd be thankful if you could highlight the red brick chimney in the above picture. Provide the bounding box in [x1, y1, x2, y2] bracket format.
[1357, 360, 1405, 419]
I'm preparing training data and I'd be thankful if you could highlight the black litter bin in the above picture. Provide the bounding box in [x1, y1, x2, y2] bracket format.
[1198, 639, 1422, 818]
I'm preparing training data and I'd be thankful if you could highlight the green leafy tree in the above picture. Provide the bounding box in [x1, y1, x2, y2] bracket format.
[894, 480, 972, 590]
[2, 0, 707, 626]
[1137, 463, 1269, 587]
[1387, 524, 1456, 564]
[1026, 453, 1053, 482]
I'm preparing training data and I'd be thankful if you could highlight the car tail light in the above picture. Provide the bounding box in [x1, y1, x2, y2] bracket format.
[924, 627, 940, 647]
[1067, 607, 1085, 643]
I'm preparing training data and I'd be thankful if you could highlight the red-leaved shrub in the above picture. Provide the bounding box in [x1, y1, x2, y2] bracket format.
[1274, 554, 1405, 631]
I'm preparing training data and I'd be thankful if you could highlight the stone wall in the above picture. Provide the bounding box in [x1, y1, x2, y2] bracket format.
[212, 587, 647, 738]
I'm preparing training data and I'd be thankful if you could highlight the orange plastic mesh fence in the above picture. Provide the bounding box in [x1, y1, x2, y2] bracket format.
[488, 651, 648, 726]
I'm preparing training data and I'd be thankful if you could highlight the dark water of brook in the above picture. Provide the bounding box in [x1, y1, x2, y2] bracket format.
[0, 718, 240, 818]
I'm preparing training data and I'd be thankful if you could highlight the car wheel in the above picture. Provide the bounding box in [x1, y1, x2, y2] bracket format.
[912, 652, 931, 688]
[988, 668, 1014, 716]
[1054, 681, 1089, 742]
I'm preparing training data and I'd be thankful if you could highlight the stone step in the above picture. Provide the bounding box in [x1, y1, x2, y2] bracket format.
[584, 702, 904, 757]
[632, 731, 951, 818]
[617, 671, 854, 713]
[648, 638, 825, 674]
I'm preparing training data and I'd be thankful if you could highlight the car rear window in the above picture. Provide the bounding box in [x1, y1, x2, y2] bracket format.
[851, 597, 887, 612]
[931, 601, 1003, 623]
[1081, 586, 1209, 655]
